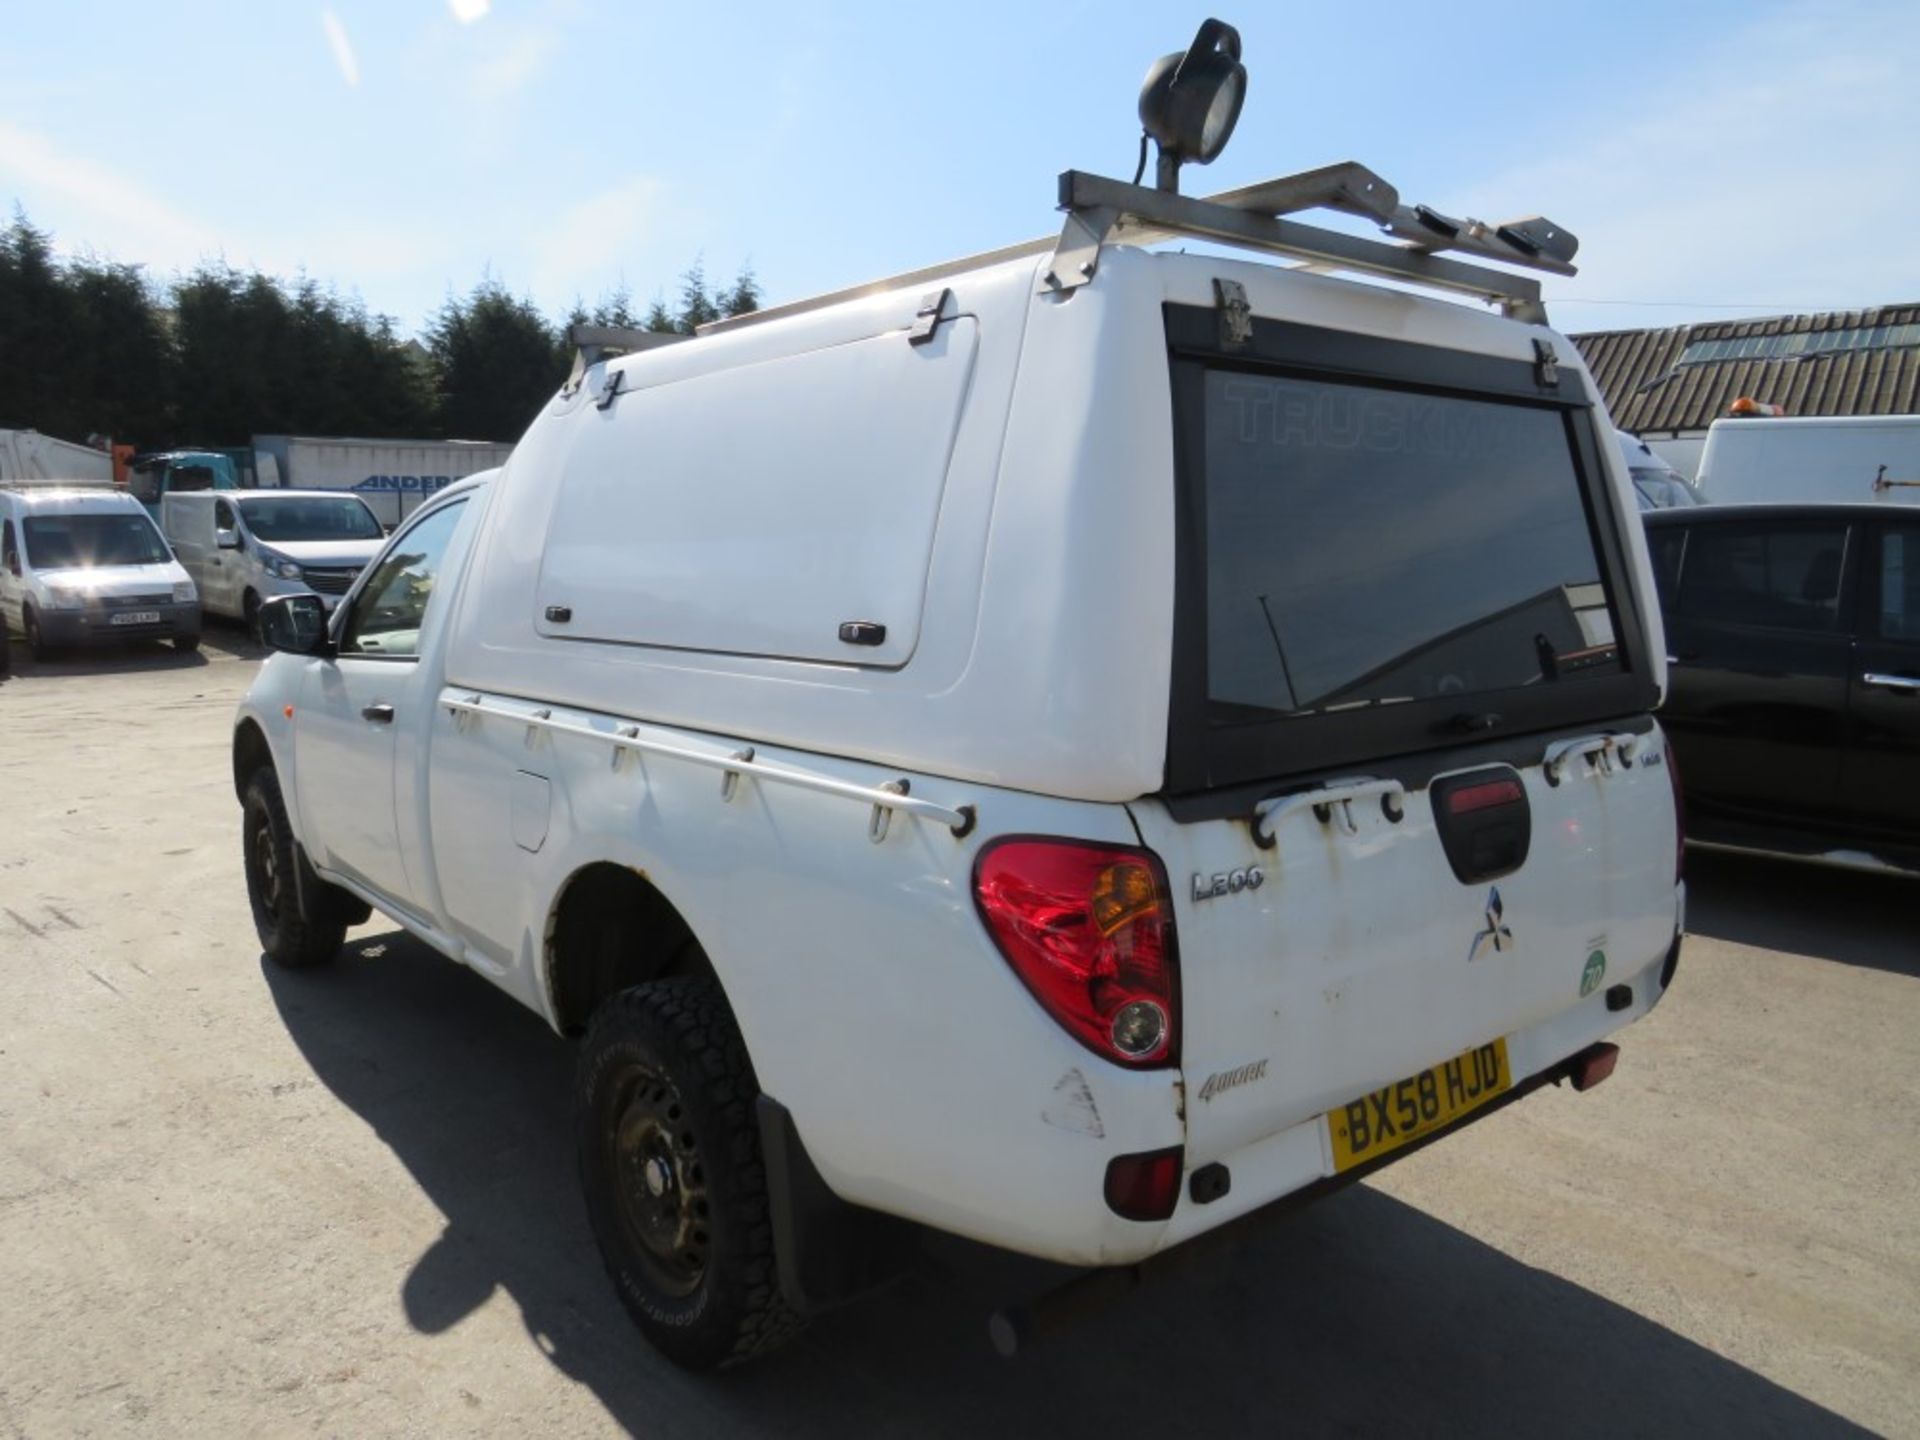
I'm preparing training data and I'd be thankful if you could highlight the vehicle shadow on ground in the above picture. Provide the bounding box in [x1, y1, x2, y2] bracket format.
[0, 625, 261, 682]
[266, 933, 1869, 1440]
[1686, 849, 1918, 977]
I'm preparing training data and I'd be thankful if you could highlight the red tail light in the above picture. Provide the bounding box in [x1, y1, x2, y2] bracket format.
[973, 838, 1180, 1069]
[1104, 1146, 1185, 1221]
[1664, 735, 1686, 882]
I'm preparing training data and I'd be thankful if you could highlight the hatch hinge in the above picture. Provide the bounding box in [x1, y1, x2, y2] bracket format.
[1214, 278, 1253, 350]
[908, 288, 953, 345]
[595, 369, 626, 410]
[1533, 338, 1560, 388]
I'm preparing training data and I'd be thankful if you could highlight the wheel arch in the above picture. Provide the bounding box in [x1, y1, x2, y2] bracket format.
[543, 861, 723, 1037]
[233, 716, 275, 802]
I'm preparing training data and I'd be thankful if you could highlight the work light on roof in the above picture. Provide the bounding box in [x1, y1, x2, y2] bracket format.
[1137, 18, 1247, 192]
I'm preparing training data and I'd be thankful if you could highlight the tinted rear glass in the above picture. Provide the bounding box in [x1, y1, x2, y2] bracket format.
[1203, 371, 1619, 718]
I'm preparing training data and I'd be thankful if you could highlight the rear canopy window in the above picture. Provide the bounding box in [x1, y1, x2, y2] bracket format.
[1203, 371, 1620, 719]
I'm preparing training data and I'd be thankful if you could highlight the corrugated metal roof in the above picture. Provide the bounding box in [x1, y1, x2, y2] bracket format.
[1573, 303, 1920, 434]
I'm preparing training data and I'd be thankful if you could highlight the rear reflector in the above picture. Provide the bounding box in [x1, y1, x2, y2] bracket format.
[1104, 1146, 1184, 1221]
[1447, 778, 1525, 815]
[1569, 1042, 1620, 1093]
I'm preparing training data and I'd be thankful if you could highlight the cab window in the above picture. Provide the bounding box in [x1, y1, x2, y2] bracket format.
[1678, 522, 1847, 633]
[337, 500, 467, 659]
[2, 520, 17, 575]
[1877, 527, 1920, 642]
[214, 499, 238, 533]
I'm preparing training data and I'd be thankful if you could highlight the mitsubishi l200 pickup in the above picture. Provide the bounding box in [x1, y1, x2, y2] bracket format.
[231, 21, 1684, 1370]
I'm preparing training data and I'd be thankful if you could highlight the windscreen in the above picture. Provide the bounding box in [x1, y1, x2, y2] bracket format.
[24, 513, 171, 569]
[1203, 371, 1620, 718]
[239, 495, 383, 542]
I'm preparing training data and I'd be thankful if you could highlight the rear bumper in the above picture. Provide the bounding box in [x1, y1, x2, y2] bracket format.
[1145, 933, 1679, 1256]
[37, 602, 201, 646]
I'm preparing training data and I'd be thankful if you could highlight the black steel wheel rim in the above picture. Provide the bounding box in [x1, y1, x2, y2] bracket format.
[605, 1063, 710, 1298]
[246, 807, 281, 918]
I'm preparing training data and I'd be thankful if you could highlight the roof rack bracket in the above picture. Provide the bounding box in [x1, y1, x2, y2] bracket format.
[563, 322, 688, 397]
[1039, 205, 1119, 293]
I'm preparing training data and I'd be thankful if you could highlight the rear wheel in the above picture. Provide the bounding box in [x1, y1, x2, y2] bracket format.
[241, 767, 345, 968]
[576, 979, 801, 1369]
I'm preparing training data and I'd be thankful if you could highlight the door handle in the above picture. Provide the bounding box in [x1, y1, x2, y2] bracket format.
[361, 703, 396, 723]
[1863, 672, 1920, 693]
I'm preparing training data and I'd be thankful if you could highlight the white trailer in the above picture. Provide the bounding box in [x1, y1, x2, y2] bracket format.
[0, 430, 115, 486]
[251, 435, 514, 527]
[1696, 415, 1920, 505]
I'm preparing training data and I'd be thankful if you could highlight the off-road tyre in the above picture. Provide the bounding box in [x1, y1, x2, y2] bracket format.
[241, 767, 346, 969]
[576, 978, 802, 1370]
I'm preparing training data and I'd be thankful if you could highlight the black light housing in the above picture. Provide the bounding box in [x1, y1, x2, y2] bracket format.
[1137, 18, 1247, 192]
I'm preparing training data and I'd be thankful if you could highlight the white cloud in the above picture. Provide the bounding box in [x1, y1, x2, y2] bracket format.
[0, 119, 223, 271]
[1453, 1, 1920, 331]
[448, 0, 491, 22]
[530, 176, 667, 307]
[321, 9, 360, 88]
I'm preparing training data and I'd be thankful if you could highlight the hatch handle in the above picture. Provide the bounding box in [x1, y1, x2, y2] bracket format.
[1251, 776, 1406, 849]
[1543, 732, 1647, 785]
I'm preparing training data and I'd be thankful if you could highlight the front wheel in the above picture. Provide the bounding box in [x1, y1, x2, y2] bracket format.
[243, 591, 263, 645]
[174, 633, 201, 654]
[23, 606, 54, 661]
[241, 767, 345, 968]
[575, 978, 801, 1369]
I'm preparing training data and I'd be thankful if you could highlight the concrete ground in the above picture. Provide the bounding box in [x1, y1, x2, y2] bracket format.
[1, 633, 1915, 1439]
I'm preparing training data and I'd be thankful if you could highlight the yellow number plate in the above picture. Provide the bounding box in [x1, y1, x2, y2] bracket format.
[1327, 1037, 1511, 1173]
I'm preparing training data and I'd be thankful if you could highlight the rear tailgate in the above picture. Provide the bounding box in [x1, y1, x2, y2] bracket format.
[1132, 744, 1678, 1167]
[1148, 297, 1679, 1170]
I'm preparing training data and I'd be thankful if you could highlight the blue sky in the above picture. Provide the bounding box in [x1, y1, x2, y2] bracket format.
[3, 0, 1916, 337]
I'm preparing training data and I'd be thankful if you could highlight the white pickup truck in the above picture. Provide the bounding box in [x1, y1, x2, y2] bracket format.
[232, 24, 1684, 1371]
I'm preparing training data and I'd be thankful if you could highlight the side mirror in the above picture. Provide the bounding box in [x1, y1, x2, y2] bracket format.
[215, 528, 240, 550]
[257, 593, 333, 656]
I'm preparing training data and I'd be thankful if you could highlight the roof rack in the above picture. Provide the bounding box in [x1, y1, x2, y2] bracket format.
[698, 160, 1576, 341]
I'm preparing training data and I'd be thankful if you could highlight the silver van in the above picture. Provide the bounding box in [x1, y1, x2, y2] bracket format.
[162, 490, 385, 636]
[1, 486, 201, 660]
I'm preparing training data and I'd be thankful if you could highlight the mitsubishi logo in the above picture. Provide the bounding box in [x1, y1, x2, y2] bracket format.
[1467, 887, 1513, 963]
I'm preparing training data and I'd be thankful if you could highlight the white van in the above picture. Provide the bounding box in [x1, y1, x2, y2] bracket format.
[162, 489, 386, 633]
[1696, 414, 1920, 506]
[1617, 428, 1705, 509]
[1, 488, 200, 659]
[232, 23, 1684, 1369]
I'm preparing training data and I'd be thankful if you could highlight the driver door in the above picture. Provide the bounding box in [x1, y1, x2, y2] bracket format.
[294, 498, 470, 909]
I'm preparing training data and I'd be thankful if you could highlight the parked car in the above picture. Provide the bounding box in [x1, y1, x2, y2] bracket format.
[231, 46, 1683, 1369]
[0, 487, 200, 659]
[162, 490, 386, 637]
[1645, 503, 1920, 872]
[1618, 428, 1706, 510]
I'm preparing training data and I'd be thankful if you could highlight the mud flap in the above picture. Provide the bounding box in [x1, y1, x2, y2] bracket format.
[291, 840, 373, 927]
[756, 1095, 914, 1315]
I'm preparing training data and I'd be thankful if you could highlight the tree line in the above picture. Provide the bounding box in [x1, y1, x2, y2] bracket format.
[0, 208, 759, 451]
